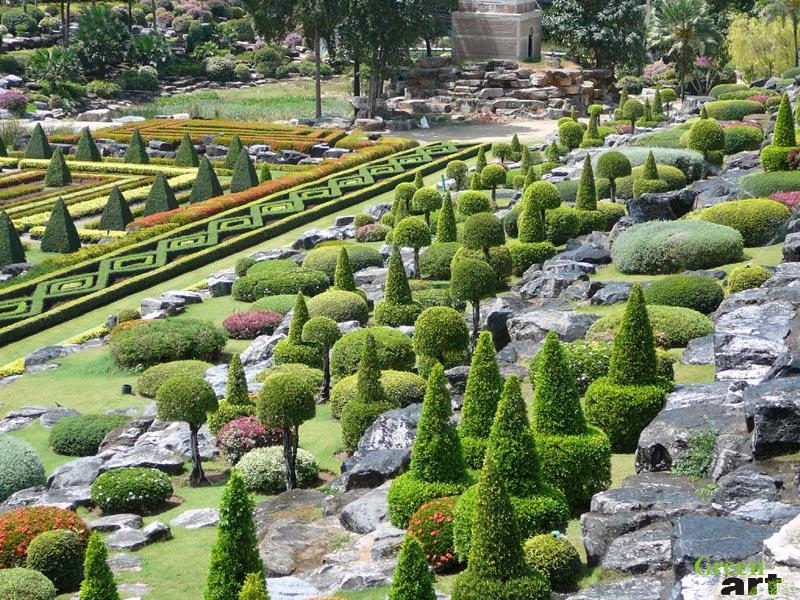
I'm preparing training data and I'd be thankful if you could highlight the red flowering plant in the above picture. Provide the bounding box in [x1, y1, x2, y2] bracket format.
[0, 507, 91, 568]
[407, 496, 461, 573]
[217, 416, 282, 464]
[770, 190, 800, 210]
[223, 310, 284, 339]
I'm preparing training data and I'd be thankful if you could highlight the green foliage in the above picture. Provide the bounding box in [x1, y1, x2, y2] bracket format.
[723, 125, 764, 155]
[419, 242, 460, 280]
[302, 316, 341, 349]
[40, 198, 80, 254]
[190, 157, 223, 203]
[709, 83, 748, 98]
[481, 164, 507, 193]
[588, 303, 713, 349]
[517, 195, 546, 243]
[99, 186, 134, 231]
[123, 129, 149, 164]
[642, 150, 658, 180]
[728, 264, 771, 292]
[330, 326, 415, 380]
[110, 318, 227, 368]
[436, 192, 457, 242]
[411, 187, 441, 221]
[774, 93, 796, 147]
[207, 402, 255, 437]
[687, 118, 725, 160]
[607, 284, 656, 385]
[692, 198, 790, 246]
[595, 150, 631, 202]
[235, 446, 318, 492]
[576, 154, 597, 210]
[702, 100, 764, 121]
[475, 145, 487, 173]
[75, 6, 130, 77]
[25, 123, 52, 159]
[226, 353, 250, 405]
[75, 128, 101, 162]
[143, 172, 179, 216]
[457, 191, 491, 216]
[384, 245, 413, 305]
[48, 414, 130, 457]
[79, 533, 120, 600]
[257, 363, 323, 391]
[413, 307, 470, 373]
[532, 332, 586, 436]
[523, 534, 581, 591]
[0, 568, 56, 600]
[759, 144, 795, 172]
[257, 372, 315, 429]
[224, 135, 244, 170]
[414, 171, 424, 189]
[389, 536, 436, 600]
[622, 99, 644, 128]
[446, 160, 469, 190]
[545, 206, 581, 245]
[632, 178, 669, 198]
[450, 257, 495, 306]
[302, 244, 384, 280]
[742, 171, 800, 196]
[330, 370, 426, 418]
[642, 274, 724, 314]
[0, 435, 45, 503]
[523, 180, 561, 212]
[584, 378, 668, 452]
[611, 220, 744, 274]
[25, 529, 84, 593]
[462, 213, 505, 254]
[387, 473, 468, 530]
[306, 290, 369, 324]
[174, 132, 200, 167]
[559, 120, 584, 149]
[237, 573, 270, 600]
[230, 148, 259, 193]
[333, 246, 356, 292]
[90, 467, 172, 513]
[136, 360, 213, 398]
[231, 267, 330, 302]
[251, 294, 297, 315]
[507, 241, 557, 276]
[452, 245, 512, 290]
[157, 374, 218, 426]
[673, 430, 717, 478]
[0, 211, 25, 266]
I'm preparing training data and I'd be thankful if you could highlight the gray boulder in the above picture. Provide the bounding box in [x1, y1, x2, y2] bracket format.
[744, 377, 800, 458]
[24, 345, 80, 367]
[339, 482, 390, 534]
[601, 522, 672, 574]
[136, 420, 217, 461]
[47, 456, 103, 489]
[240, 333, 286, 367]
[711, 464, 782, 508]
[681, 334, 715, 365]
[267, 577, 322, 600]
[356, 403, 422, 453]
[562, 575, 669, 600]
[208, 269, 237, 297]
[171, 508, 220, 529]
[340, 449, 410, 490]
[727, 499, 800, 526]
[39, 407, 80, 427]
[784, 232, 800, 262]
[106, 521, 172, 551]
[88, 514, 143, 532]
[590, 282, 632, 305]
[506, 310, 599, 361]
[100, 445, 185, 474]
[626, 189, 696, 223]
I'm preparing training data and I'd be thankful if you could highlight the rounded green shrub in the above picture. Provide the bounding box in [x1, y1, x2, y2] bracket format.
[387, 472, 468, 530]
[235, 446, 319, 493]
[306, 289, 369, 324]
[207, 401, 255, 436]
[25, 530, 84, 593]
[231, 267, 329, 301]
[90, 467, 173, 514]
[687, 118, 725, 159]
[523, 534, 581, 591]
[272, 339, 322, 369]
[507, 241, 557, 276]
[331, 370, 427, 418]
[575, 209, 609, 234]
[412, 287, 465, 312]
[703, 100, 764, 121]
[724, 125, 764, 154]
[48, 414, 130, 457]
[554, 180, 579, 203]
[692, 198, 790, 247]
[244, 259, 300, 277]
[630, 164, 688, 191]
[596, 201, 626, 227]
[503, 206, 522, 238]
[0, 568, 56, 600]
[587, 304, 713, 348]
[611, 220, 744, 274]
[760, 144, 795, 172]
[407, 496, 460, 573]
[601, 147, 705, 181]
[136, 360, 212, 397]
[632, 178, 669, 198]
[374, 301, 423, 327]
[457, 191, 492, 216]
[451, 569, 549, 600]
[251, 294, 298, 315]
[419, 242, 460, 280]
[559, 120, 584, 149]
[741, 171, 800, 196]
[584, 377, 669, 452]
[302, 245, 384, 280]
[452, 245, 512, 289]
[257, 363, 324, 391]
[545, 206, 580, 245]
[0, 435, 46, 503]
[728, 264, 772, 292]
[413, 307, 470, 372]
[642, 274, 724, 314]
[330, 327, 415, 380]
[709, 83, 749, 98]
[110, 318, 227, 368]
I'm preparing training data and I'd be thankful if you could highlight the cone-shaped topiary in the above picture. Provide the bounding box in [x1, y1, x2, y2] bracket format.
[190, 157, 223, 203]
[143, 172, 179, 216]
[230, 148, 259, 193]
[225, 353, 250, 405]
[608, 284, 657, 385]
[384, 245, 413, 305]
[44, 147, 72, 187]
[532, 332, 586, 436]
[74, 127, 101, 162]
[524, 165, 538, 188]
[356, 332, 387, 405]
[389, 535, 436, 600]
[225, 135, 244, 170]
[204, 470, 264, 600]
[259, 163, 272, 183]
[642, 150, 658, 180]
[25, 123, 53, 159]
[40, 198, 80, 253]
[653, 87, 663, 117]
[99, 186, 133, 231]
[517, 192, 546, 243]
[511, 134, 522, 158]
[413, 170, 424, 189]
[585, 112, 600, 140]
[174, 132, 199, 167]
[288, 292, 309, 343]
[575, 154, 597, 211]
[238, 573, 270, 600]
[123, 128, 149, 164]
[0, 210, 25, 266]
[333, 246, 357, 292]
[700, 105, 708, 119]
[437, 191, 457, 242]
[774, 92, 797, 147]
[475, 146, 487, 173]
[458, 333, 502, 468]
[470, 170, 482, 190]
[520, 147, 532, 171]
[79, 532, 120, 600]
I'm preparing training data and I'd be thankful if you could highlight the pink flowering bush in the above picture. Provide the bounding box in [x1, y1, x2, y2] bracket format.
[770, 191, 800, 210]
[223, 310, 283, 339]
[643, 60, 671, 84]
[407, 496, 460, 573]
[747, 94, 770, 105]
[284, 32, 302, 48]
[217, 416, 282, 465]
[0, 90, 27, 116]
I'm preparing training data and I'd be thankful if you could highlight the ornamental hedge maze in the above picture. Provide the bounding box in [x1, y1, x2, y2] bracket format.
[0, 133, 477, 344]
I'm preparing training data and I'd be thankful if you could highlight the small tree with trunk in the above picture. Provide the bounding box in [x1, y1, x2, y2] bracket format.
[411, 187, 441, 228]
[156, 375, 218, 485]
[622, 99, 644, 132]
[462, 213, 505, 262]
[446, 160, 468, 190]
[256, 373, 316, 490]
[0, 210, 25, 267]
[79, 532, 120, 600]
[450, 257, 495, 349]
[480, 164, 506, 208]
[596, 151, 632, 203]
[174, 132, 200, 167]
[393, 216, 431, 279]
[99, 186, 134, 231]
[302, 316, 341, 403]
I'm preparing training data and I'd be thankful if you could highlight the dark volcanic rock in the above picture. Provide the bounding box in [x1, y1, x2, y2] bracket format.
[626, 189, 696, 223]
[744, 377, 800, 458]
[601, 522, 672, 574]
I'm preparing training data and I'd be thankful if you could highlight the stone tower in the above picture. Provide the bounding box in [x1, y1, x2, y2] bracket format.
[452, 0, 543, 62]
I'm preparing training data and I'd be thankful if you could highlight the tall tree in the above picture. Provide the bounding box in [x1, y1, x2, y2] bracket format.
[295, 0, 342, 119]
[759, 0, 800, 67]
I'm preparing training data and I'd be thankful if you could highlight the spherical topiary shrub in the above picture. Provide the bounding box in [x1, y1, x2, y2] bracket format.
[611, 220, 744, 274]
[642, 274, 724, 314]
[110, 318, 227, 368]
[330, 327, 415, 380]
[231, 267, 330, 301]
[723, 124, 764, 155]
[217, 416, 281, 465]
[90, 467, 173, 514]
[559, 120, 584, 150]
[545, 206, 581, 245]
[728, 264, 772, 293]
[702, 100, 764, 121]
[136, 359, 213, 397]
[0, 568, 56, 600]
[250, 294, 298, 315]
[413, 307, 470, 375]
[408, 496, 460, 573]
[457, 191, 492, 216]
[222, 310, 284, 339]
[25, 529, 84, 593]
[0, 435, 46, 503]
[419, 242, 461, 280]
[330, 370, 427, 418]
[235, 446, 319, 493]
[0, 507, 90, 568]
[306, 289, 370, 324]
[587, 304, 713, 348]
[692, 198, 790, 247]
[523, 534, 581, 592]
[48, 414, 130, 457]
[301, 245, 384, 280]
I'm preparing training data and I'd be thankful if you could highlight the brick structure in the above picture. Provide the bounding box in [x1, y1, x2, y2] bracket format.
[452, 0, 543, 62]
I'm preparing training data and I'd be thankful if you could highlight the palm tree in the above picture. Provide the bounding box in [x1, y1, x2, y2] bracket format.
[759, 0, 800, 68]
[648, 0, 721, 100]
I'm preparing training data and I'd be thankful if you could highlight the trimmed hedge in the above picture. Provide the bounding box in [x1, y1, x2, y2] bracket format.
[251, 294, 298, 314]
[587, 304, 713, 349]
[642, 274, 724, 314]
[728, 264, 771, 292]
[0, 435, 46, 503]
[723, 125, 764, 154]
[330, 369, 427, 418]
[330, 327, 415, 380]
[90, 467, 173, 514]
[599, 147, 704, 181]
[703, 100, 764, 121]
[545, 206, 580, 245]
[408, 496, 460, 573]
[110, 318, 227, 368]
[507, 241, 557, 276]
[691, 198, 790, 247]
[386, 472, 469, 530]
[235, 446, 319, 493]
[741, 171, 800, 197]
[222, 310, 283, 339]
[136, 359, 213, 397]
[302, 245, 384, 280]
[0, 568, 56, 600]
[231, 267, 330, 301]
[611, 220, 744, 274]
[48, 414, 130, 457]
[306, 289, 369, 324]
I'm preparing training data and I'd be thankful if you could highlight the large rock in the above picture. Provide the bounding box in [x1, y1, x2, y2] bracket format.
[710, 464, 782, 508]
[681, 334, 715, 365]
[100, 445, 185, 474]
[626, 189, 696, 223]
[47, 456, 103, 489]
[267, 577, 322, 600]
[763, 513, 800, 597]
[98, 417, 154, 454]
[341, 449, 410, 490]
[88, 514, 143, 532]
[208, 269, 237, 297]
[601, 522, 672, 574]
[478, 295, 531, 350]
[239, 333, 286, 367]
[590, 282, 632, 305]
[339, 482, 390, 534]
[135, 420, 217, 461]
[1, 485, 92, 510]
[562, 575, 669, 600]
[106, 521, 172, 551]
[39, 407, 80, 427]
[356, 403, 422, 453]
[784, 232, 800, 262]
[171, 508, 220, 529]
[24, 345, 80, 367]
[744, 377, 800, 458]
[506, 310, 599, 361]
[517, 260, 597, 299]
